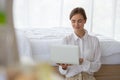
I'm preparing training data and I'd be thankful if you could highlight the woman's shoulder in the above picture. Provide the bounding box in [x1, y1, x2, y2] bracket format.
[88, 34, 99, 42]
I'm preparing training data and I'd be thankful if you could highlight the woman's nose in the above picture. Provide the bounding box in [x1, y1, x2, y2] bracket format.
[75, 22, 79, 26]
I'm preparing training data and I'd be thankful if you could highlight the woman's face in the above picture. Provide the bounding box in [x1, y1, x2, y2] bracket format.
[70, 13, 86, 32]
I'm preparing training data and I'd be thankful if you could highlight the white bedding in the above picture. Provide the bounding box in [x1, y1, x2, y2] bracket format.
[30, 39, 62, 62]
[30, 38, 120, 64]
[101, 53, 120, 64]
[96, 34, 120, 64]
[96, 34, 120, 56]
[15, 28, 120, 64]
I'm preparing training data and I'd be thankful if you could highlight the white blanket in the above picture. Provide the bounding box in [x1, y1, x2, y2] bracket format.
[30, 38, 120, 56]
[15, 28, 120, 64]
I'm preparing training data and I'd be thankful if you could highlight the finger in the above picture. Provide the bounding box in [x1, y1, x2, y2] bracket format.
[61, 64, 67, 67]
[56, 63, 61, 65]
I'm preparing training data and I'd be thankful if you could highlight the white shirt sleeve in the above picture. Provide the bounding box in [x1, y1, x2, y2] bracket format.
[59, 66, 67, 75]
[81, 39, 101, 72]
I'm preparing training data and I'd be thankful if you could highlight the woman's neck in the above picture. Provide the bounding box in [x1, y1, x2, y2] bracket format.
[75, 29, 85, 38]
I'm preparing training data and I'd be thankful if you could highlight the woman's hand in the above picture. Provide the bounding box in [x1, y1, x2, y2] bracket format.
[79, 58, 84, 65]
[57, 63, 71, 70]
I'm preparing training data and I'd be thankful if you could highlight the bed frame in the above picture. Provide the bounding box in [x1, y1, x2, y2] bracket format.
[53, 64, 120, 80]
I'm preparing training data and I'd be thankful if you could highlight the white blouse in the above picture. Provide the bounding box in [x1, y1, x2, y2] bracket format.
[59, 30, 101, 78]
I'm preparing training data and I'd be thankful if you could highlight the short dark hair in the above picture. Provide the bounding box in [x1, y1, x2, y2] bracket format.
[69, 7, 87, 20]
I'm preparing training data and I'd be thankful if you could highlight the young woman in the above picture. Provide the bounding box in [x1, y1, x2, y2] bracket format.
[58, 7, 101, 80]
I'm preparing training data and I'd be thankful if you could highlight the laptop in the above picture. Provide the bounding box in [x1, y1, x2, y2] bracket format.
[50, 45, 79, 65]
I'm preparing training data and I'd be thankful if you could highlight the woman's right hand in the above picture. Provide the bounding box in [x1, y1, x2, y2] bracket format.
[57, 63, 71, 70]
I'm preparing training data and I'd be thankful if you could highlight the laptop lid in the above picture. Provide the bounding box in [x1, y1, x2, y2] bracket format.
[50, 45, 79, 65]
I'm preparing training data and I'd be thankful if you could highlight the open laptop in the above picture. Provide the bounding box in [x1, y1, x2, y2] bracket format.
[50, 45, 79, 65]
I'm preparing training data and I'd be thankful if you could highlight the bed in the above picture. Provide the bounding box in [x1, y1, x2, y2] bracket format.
[94, 35, 120, 80]
[30, 37, 120, 64]
[30, 36, 120, 80]
[16, 28, 120, 80]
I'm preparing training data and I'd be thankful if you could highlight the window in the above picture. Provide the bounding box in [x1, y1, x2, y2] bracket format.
[13, 0, 120, 41]
[13, 0, 92, 31]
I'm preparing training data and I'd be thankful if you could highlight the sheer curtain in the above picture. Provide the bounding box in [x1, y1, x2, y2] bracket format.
[92, 0, 120, 41]
[13, 0, 120, 41]
[13, 0, 92, 30]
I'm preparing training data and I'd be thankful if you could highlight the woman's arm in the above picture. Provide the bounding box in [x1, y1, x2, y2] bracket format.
[81, 39, 101, 73]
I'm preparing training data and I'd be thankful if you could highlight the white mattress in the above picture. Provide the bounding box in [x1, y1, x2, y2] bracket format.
[15, 28, 120, 64]
[101, 53, 120, 64]
[30, 38, 120, 64]
[97, 35, 120, 64]
[30, 39, 62, 63]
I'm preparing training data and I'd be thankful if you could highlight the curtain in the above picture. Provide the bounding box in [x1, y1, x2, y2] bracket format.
[13, 0, 91, 30]
[92, 0, 120, 41]
[13, 0, 120, 41]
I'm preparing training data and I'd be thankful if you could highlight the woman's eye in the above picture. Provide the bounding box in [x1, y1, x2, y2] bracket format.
[78, 20, 82, 23]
